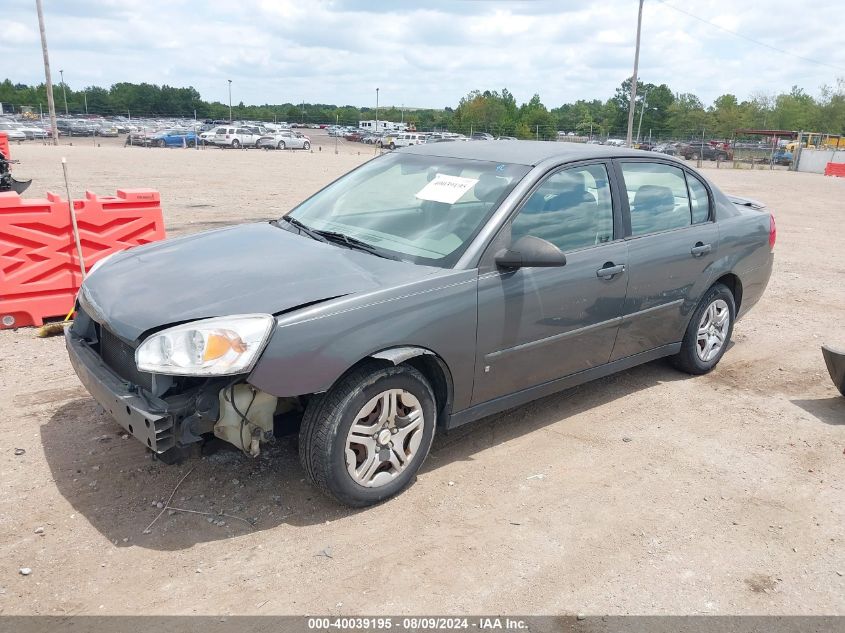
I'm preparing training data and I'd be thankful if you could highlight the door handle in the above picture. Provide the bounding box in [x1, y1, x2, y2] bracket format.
[596, 263, 625, 279]
[691, 242, 712, 257]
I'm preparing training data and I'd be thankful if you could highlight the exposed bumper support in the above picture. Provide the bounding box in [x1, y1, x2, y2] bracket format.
[66, 328, 178, 452]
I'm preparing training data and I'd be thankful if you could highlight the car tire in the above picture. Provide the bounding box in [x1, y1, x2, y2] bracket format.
[692, 152, 700, 160]
[303, 141, 311, 150]
[672, 283, 736, 375]
[389, 142, 396, 150]
[277, 140, 286, 150]
[158, 139, 167, 148]
[231, 139, 240, 149]
[299, 362, 437, 507]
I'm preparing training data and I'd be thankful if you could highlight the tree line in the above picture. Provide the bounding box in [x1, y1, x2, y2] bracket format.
[1, 76, 843, 140]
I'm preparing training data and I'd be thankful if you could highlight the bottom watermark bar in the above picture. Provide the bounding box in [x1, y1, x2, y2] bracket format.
[0, 616, 842, 633]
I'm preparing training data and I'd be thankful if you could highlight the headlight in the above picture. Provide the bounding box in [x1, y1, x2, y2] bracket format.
[136, 314, 274, 376]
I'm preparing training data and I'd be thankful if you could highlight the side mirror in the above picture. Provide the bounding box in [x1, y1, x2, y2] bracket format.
[495, 235, 566, 269]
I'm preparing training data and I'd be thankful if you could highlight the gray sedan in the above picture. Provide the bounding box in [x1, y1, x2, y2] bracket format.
[66, 142, 774, 506]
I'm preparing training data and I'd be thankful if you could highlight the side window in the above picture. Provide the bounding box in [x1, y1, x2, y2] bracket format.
[510, 164, 614, 253]
[686, 172, 711, 223]
[621, 162, 690, 236]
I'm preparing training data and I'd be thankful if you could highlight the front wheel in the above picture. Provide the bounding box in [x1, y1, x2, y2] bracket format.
[158, 139, 167, 148]
[303, 141, 310, 150]
[672, 283, 736, 375]
[277, 140, 286, 150]
[231, 139, 241, 149]
[389, 142, 396, 150]
[299, 363, 437, 507]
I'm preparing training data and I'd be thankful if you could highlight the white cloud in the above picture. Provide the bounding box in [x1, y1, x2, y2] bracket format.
[2, 0, 844, 109]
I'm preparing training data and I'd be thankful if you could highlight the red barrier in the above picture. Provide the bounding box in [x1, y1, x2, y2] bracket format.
[824, 162, 845, 177]
[0, 132, 9, 160]
[0, 188, 165, 329]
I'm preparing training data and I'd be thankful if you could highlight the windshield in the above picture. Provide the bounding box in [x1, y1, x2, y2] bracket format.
[286, 152, 530, 267]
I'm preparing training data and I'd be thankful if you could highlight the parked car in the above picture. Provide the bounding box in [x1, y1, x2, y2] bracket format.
[66, 142, 774, 507]
[255, 131, 311, 150]
[212, 126, 262, 148]
[11, 122, 48, 139]
[381, 132, 427, 149]
[771, 149, 793, 166]
[97, 126, 119, 138]
[0, 122, 27, 141]
[471, 132, 495, 141]
[150, 129, 198, 148]
[652, 143, 678, 156]
[680, 142, 731, 161]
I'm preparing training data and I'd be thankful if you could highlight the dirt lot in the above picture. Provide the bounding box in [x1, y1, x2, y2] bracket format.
[1, 133, 843, 616]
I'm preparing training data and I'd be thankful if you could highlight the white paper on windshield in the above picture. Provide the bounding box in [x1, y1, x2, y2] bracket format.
[415, 174, 479, 204]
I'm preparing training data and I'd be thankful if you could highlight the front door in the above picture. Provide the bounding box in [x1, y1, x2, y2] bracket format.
[472, 162, 629, 405]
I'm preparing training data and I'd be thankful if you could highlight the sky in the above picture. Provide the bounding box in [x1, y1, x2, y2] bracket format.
[3, 0, 845, 110]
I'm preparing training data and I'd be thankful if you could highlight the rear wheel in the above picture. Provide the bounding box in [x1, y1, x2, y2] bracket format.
[672, 283, 736, 375]
[277, 140, 286, 150]
[389, 142, 396, 150]
[299, 363, 436, 507]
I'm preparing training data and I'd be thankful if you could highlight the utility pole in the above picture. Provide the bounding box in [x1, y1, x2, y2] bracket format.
[35, 0, 59, 145]
[375, 87, 380, 133]
[227, 79, 232, 123]
[59, 68, 68, 115]
[625, 0, 644, 147]
[84, 91, 88, 115]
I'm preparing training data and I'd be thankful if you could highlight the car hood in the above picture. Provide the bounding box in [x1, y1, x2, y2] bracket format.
[80, 222, 444, 342]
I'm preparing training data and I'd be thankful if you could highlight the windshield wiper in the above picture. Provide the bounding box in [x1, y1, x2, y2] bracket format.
[312, 229, 402, 261]
[273, 216, 328, 243]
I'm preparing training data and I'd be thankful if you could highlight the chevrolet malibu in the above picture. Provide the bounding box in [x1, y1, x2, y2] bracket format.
[66, 142, 775, 506]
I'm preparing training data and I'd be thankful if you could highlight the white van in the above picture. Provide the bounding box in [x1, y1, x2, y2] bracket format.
[382, 132, 427, 150]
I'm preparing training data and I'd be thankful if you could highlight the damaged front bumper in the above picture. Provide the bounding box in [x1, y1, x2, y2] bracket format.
[65, 326, 218, 454]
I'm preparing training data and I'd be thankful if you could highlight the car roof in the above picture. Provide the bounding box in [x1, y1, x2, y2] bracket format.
[400, 140, 669, 166]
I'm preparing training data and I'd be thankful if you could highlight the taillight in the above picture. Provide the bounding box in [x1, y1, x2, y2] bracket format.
[769, 214, 777, 251]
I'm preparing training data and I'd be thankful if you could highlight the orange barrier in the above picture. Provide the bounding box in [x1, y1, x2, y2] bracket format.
[824, 162, 845, 177]
[0, 189, 165, 329]
[0, 132, 9, 160]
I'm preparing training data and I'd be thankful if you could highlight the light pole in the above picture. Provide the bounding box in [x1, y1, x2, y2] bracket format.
[636, 89, 650, 144]
[59, 68, 68, 115]
[625, 0, 644, 147]
[227, 79, 232, 123]
[84, 91, 88, 115]
[375, 88, 379, 133]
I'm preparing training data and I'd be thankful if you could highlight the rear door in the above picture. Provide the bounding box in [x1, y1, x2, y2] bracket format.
[472, 161, 629, 405]
[610, 160, 719, 360]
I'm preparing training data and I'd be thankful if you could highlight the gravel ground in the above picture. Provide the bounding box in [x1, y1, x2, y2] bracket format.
[0, 133, 843, 616]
